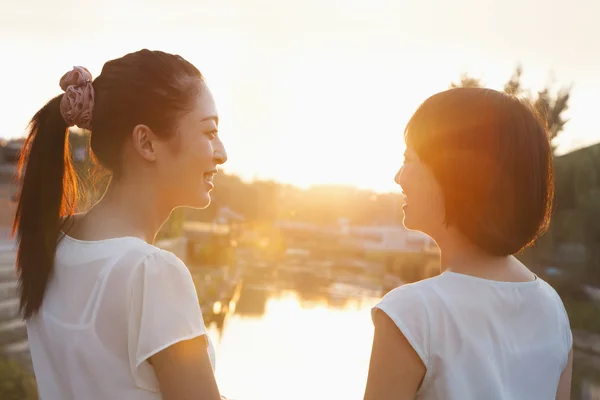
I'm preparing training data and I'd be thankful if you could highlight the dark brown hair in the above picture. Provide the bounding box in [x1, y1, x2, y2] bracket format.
[405, 87, 554, 256]
[13, 49, 203, 318]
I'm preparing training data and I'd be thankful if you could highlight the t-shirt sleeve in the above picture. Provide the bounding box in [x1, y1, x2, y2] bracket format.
[372, 284, 431, 368]
[128, 249, 208, 391]
[562, 306, 573, 351]
[552, 288, 573, 369]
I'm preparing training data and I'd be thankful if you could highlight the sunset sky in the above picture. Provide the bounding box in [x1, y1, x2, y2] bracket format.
[2, 0, 599, 192]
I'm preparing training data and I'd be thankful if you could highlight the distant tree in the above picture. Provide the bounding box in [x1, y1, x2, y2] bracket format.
[450, 73, 483, 89]
[534, 86, 571, 145]
[184, 171, 405, 228]
[582, 189, 600, 284]
[450, 65, 571, 151]
[503, 65, 524, 96]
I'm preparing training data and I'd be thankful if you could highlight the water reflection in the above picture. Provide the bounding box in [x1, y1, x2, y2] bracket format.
[204, 264, 600, 400]
[206, 267, 377, 400]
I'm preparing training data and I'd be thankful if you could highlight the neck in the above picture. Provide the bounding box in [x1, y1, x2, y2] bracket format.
[433, 227, 535, 282]
[78, 177, 171, 243]
[436, 227, 508, 275]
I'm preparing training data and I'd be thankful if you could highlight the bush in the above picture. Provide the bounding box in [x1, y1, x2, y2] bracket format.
[563, 299, 600, 335]
[548, 277, 590, 302]
[0, 355, 37, 400]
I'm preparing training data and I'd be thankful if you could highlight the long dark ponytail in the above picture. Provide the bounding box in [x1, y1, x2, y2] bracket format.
[12, 94, 79, 319]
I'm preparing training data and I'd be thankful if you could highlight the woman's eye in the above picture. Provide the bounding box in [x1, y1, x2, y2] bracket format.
[205, 130, 217, 140]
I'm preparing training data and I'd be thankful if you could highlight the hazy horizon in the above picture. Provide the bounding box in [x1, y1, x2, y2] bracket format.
[2, 0, 599, 192]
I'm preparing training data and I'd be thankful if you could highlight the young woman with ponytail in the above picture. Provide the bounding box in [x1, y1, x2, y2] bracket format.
[13, 50, 227, 400]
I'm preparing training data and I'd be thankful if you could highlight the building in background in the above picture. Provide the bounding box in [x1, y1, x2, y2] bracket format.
[342, 224, 438, 254]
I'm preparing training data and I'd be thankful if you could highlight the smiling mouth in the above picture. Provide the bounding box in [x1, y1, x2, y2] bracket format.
[203, 170, 217, 183]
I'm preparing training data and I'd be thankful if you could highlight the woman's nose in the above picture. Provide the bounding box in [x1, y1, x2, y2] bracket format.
[213, 137, 227, 164]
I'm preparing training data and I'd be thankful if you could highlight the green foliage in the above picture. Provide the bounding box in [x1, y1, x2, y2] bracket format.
[190, 240, 236, 266]
[450, 73, 483, 89]
[187, 172, 404, 227]
[552, 144, 600, 284]
[502, 65, 524, 96]
[386, 252, 440, 283]
[157, 208, 185, 240]
[0, 356, 37, 400]
[450, 65, 571, 150]
[563, 299, 600, 335]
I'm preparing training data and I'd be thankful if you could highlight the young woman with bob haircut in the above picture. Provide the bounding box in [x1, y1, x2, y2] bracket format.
[364, 87, 572, 400]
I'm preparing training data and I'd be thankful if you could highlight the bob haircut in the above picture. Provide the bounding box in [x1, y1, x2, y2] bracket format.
[404, 87, 554, 256]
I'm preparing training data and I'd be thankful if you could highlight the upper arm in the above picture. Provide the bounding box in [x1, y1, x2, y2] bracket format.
[554, 292, 573, 400]
[150, 335, 221, 400]
[128, 250, 219, 398]
[555, 348, 573, 400]
[364, 309, 427, 400]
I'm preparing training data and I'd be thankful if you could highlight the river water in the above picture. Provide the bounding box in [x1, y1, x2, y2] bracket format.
[206, 265, 600, 400]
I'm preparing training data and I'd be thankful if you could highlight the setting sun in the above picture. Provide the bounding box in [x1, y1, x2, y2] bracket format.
[2, 0, 599, 192]
[2, 2, 600, 399]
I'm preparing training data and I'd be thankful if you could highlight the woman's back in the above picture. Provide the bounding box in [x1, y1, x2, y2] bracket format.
[374, 272, 572, 399]
[27, 234, 215, 400]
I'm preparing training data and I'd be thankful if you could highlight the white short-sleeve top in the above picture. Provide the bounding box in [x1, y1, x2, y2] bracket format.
[27, 234, 215, 400]
[373, 271, 572, 400]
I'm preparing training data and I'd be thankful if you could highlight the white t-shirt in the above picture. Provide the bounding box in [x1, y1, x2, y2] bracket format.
[373, 271, 572, 400]
[27, 234, 216, 400]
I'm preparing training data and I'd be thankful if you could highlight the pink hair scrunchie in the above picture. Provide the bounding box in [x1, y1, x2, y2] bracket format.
[59, 66, 95, 130]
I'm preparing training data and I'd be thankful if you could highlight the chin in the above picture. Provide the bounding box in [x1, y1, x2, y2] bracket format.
[186, 192, 211, 209]
[198, 195, 212, 209]
[402, 213, 422, 233]
[402, 216, 415, 231]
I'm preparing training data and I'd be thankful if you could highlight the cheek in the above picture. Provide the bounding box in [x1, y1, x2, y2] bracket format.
[421, 171, 445, 218]
[188, 138, 214, 167]
[406, 166, 443, 209]
[174, 137, 213, 175]
[161, 146, 209, 185]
